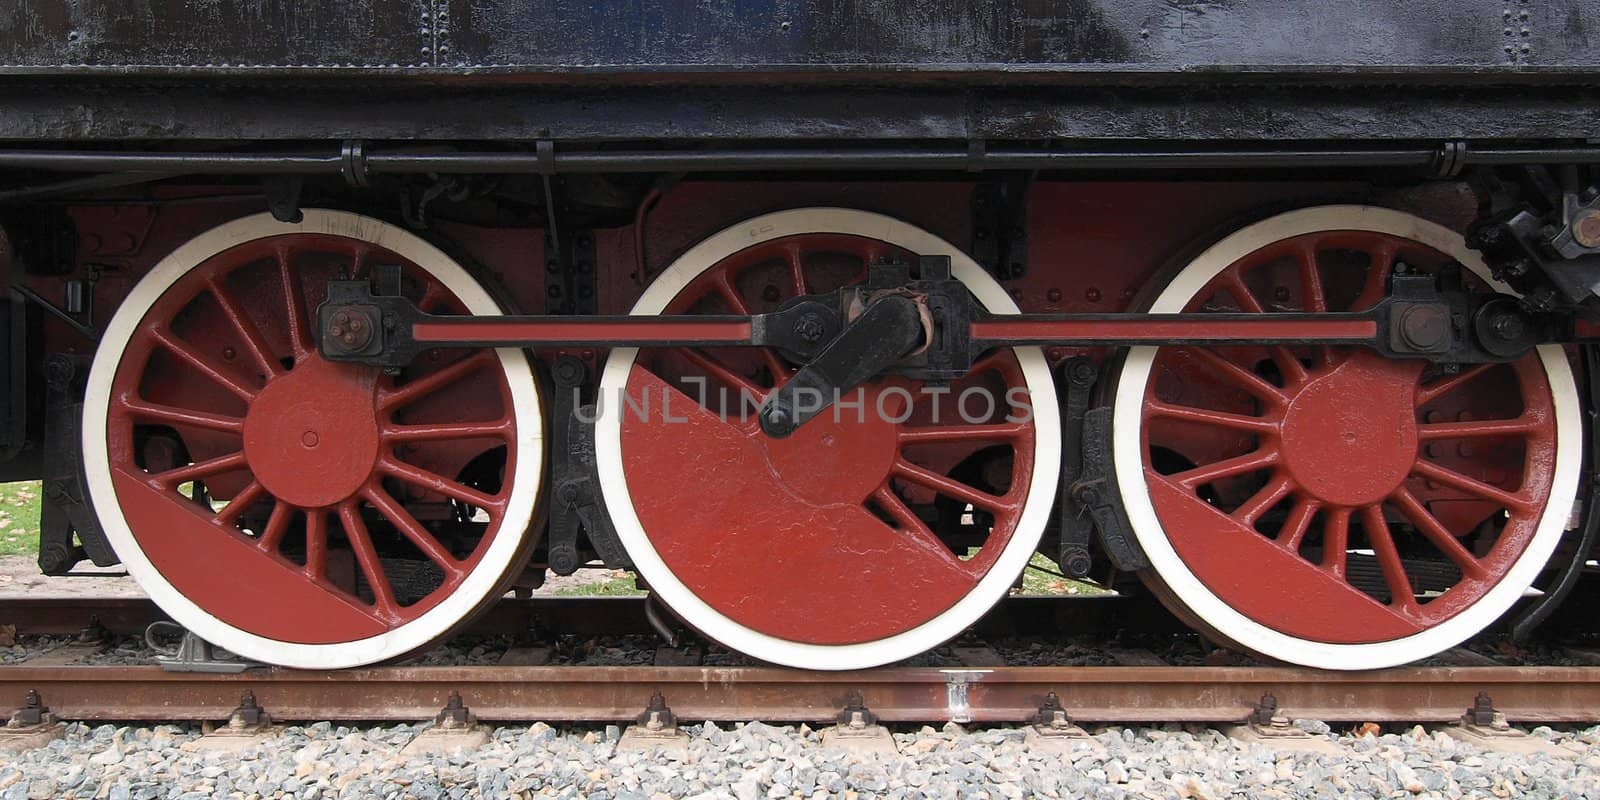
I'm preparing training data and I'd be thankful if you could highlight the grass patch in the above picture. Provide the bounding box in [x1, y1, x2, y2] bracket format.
[552, 570, 645, 596]
[0, 480, 41, 556]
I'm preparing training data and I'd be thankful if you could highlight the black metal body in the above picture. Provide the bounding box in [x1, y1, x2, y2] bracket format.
[0, 2, 1596, 145]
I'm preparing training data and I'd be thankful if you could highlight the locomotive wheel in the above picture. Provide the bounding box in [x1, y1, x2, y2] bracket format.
[1112, 205, 1582, 669]
[596, 208, 1061, 669]
[81, 210, 543, 669]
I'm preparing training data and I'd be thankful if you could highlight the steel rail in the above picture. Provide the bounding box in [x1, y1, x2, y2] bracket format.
[3, 664, 1599, 724]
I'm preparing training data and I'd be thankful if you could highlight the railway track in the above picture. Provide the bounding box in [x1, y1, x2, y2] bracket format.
[5, 597, 1600, 726]
[3, 663, 1599, 725]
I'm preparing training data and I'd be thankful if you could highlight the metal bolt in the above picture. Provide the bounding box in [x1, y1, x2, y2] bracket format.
[762, 405, 790, 433]
[637, 692, 676, 732]
[1573, 210, 1600, 249]
[552, 355, 585, 386]
[1066, 357, 1098, 388]
[1399, 306, 1449, 351]
[1035, 692, 1072, 730]
[1490, 313, 1526, 342]
[328, 309, 374, 351]
[229, 690, 269, 729]
[1468, 691, 1497, 727]
[794, 312, 827, 344]
[836, 690, 877, 729]
[436, 691, 474, 729]
[1251, 692, 1284, 727]
[10, 689, 47, 727]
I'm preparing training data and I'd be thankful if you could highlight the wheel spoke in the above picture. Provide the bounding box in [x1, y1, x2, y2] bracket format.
[1293, 239, 1338, 368]
[1231, 472, 1293, 526]
[898, 422, 1029, 445]
[1415, 364, 1495, 408]
[1221, 271, 1309, 387]
[677, 348, 766, 399]
[148, 326, 258, 402]
[784, 242, 808, 295]
[338, 502, 400, 619]
[277, 245, 313, 358]
[362, 486, 466, 582]
[215, 480, 267, 527]
[417, 281, 450, 315]
[383, 417, 513, 443]
[869, 484, 973, 574]
[151, 451, 248, 488]
[891, 458, 1010, 514]
[206, 277, 284, 379]
[117, 395, 244, 434]
[1276, 497, 1321, 551]
[303, 508, 327, 581]
[1182, 347, 1289, 408]
[1145, 400, 1276, 433]
[1321, 506, 1351, 577]
[1389, 487, 1489, 581]
[1411, 458, 1529, 512]
[1353, 239, 1399, 309]
[1362, 504, 1419, 612]
[1295, 239, 1328, 313]
[1165, 448, 1279, 490]
[708, 274, 790, 380]
[378, 351, 496, 413]
[378, 457, 499, 511]
[1418, 416, 1541, 440]
[256, 501, 293, 554]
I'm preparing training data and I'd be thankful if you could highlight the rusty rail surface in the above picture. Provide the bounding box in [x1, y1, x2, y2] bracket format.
[3, 664, 1598, 725]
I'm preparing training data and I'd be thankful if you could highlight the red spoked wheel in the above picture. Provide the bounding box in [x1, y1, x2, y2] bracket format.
[596, 209, 1060, 669]
[1112, 206, 1582, 669]
[81, 211, 543, 668]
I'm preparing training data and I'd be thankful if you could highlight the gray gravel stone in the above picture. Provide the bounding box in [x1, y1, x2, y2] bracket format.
[3, 718, 1600, 798]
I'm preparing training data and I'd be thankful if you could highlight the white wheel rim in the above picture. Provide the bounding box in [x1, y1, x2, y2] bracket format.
[1112, 205, 1583, 670]
[596, 208, 1062, 670]
[81, 210, 544, 669]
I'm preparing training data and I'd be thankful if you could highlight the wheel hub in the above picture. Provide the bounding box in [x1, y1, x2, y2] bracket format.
[242, 355, 380, 508]
[1279, 352, 1422, 507]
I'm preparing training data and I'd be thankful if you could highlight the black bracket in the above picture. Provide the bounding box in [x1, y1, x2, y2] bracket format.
[263, 175, 304, 224]
[971, 177, 1031, 280]
[1074, 406, 1149, 572]
[1056, 357, 1098, 579]
[37, 354, 116, 575]
[546, 355, 631, 575]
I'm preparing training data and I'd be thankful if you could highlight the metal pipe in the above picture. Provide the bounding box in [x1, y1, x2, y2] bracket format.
[0, 152, 342, 174]
[366, 146, 1443, 174]
[1, 143, 1600, 177]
